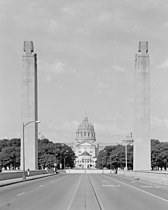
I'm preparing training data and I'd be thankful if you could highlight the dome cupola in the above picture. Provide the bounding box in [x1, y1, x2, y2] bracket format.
[76, 116, 96, 143]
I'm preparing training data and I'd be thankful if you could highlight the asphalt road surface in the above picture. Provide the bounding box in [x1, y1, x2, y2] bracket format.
[0, 173, 168, 210]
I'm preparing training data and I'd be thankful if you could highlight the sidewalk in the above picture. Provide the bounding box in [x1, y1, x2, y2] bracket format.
[118, 170, 168, 185]
[0, 173, 56, 188]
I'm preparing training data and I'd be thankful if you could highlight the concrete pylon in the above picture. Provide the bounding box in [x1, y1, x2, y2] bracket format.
[21, 41, 38, 170]
[134, 41, 151, 170]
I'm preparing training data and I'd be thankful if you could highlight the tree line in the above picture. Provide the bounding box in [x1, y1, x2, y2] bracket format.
[0, 138, 75, 170]
[1, 138, 168, 171]
[96, 139, 168, 170]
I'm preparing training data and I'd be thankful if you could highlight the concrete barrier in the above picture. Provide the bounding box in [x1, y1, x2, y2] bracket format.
[65, 169, 112, 174]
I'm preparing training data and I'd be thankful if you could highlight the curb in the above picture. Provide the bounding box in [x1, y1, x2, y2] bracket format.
[0, 173, 56, 188]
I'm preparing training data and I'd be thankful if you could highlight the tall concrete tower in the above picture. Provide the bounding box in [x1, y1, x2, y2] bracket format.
[21, 41, 38, 170]
[134, 41, 151, 170]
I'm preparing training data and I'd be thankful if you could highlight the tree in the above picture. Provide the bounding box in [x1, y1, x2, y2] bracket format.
[38, 139, 75, 169]
[0, 138, 75, 170]
[151, 139, 168, 170]
[96, 144, 133, 170]
[1, 138, 167, 171]
[0, 138, 20, 170]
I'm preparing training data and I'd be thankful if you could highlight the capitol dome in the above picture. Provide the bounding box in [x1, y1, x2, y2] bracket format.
[76, 116, 96, 143]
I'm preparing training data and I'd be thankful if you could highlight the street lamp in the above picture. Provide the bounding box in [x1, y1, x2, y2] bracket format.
[64, 156, 68, 169]
[63, 150, 69, 169]
[22, 120, 40, 180]
[101, 149, 107, 169]
[102, 155, 109, 173]
[110, 155, 113, 172]
[54, 154, 58, 168]
[101, 156, 105, 169]
[122, 133, 133, 171]
[59, 144, 65, 169]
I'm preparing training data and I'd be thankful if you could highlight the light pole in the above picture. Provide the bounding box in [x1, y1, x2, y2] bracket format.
[110, 155, 113, 172]
[64, 156, 67, 169]
[102, 155, 109, 173]
[101, 150, 107, 169]
[101, 157, 105, 169]
[0, 153, 1, 172]
[54, 154, 58, 168]
[122, 133, 133, 171]
[125, 144, 128, 170]
[59, 144, 65, 169]
[63, 150, 69, 169]
[22, 120, 40, 180]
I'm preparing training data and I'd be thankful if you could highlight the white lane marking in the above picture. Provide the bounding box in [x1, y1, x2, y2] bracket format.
[104, 175, 168, 204]
[39, 184, 44, 187]
[102, 180, 109, 182]
[131, 180, 139, 183]
[67, 174, 82, 210]
[140, 185, 159, 188]
[102, 184, 120, 187]
[17, 192, 24, 196]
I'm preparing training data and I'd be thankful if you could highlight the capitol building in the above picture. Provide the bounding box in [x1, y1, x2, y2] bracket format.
[67, 115, 117, 169]
[73, 116, 98, 169]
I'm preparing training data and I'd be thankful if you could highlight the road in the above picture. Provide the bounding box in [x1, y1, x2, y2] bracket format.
[0, 173, 168, 210]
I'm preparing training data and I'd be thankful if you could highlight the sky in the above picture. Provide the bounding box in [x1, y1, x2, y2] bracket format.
[1, 0, 168, 144]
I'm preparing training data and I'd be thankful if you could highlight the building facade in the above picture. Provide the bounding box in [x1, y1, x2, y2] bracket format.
[74, 116, 98, 169]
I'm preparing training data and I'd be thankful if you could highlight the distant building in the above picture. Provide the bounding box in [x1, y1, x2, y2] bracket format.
[73, 116, 98, 169]
[66, 116, 120, 169]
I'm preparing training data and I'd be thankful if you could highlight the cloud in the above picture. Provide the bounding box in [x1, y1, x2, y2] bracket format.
[46, 75, 52, 82]
[96, 12, 113, 23]
[49, 121, 79, 131]
[39, 60, 67, 74]
[105, 65, 126, 73]
[151, 116, 168, 127]
[127, 97, 134, 103]
[94, 122, 126, 135]
[98, 81, 110, 89]
[60, 5, 77, 16]
[112, 65, 126, 72]
[154, 95, 168, 103]
[48, 19, 60, 32]
[164, 22, 168, 27]
[157, 58, 168, 68]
